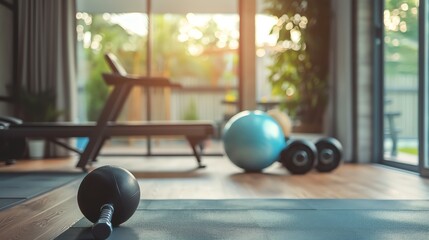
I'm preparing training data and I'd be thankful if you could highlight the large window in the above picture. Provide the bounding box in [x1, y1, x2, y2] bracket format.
[150, 6, 239, 122]
[76, 0, 238, 154]
[419, 0, 429, 176]
[76, 11, 149, 122]
[383, 0, 419, 166]
[75, 0, 335, 155]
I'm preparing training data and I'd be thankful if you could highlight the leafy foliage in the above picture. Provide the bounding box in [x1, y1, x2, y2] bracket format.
[383, 0, 419, 76]
[264, 0, 331, 131]
[17, 88, 63, 122]
[77, 14, 133, 121]
[182, 99, 199, 120]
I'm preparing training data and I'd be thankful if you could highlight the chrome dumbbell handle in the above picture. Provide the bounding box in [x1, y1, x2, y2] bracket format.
[92, 204, 114, 240]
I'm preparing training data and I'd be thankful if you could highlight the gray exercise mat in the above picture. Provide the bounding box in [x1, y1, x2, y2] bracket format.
[0, 171, 84, 210]
[57, 199, 429, 240]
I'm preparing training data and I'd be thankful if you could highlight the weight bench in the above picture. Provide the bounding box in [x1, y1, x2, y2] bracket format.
[0, 56, 215, 171]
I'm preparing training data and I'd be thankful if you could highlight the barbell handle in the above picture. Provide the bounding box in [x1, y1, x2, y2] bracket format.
[92, 204, 114, 239]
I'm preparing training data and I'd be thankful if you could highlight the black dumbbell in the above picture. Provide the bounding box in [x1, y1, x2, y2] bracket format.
[314, 137, 343, 172]
[77, 165, 141, 239]
[279, 139, 318, 174]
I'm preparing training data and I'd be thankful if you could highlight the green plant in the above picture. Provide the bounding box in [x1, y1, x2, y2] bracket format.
[264, 0, 331, 132]
[183, 99, 199, 121]
[17, 88, 63, 122]
[398, 147, 418, 155]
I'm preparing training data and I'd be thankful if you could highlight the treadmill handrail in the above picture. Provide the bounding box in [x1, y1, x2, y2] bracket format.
[102, 73, 182, 88]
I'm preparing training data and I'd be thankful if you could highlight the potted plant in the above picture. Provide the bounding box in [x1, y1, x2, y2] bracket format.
[17, 88, 63, 122]
[16, 88, 63, 158]
[264, 0, 331, 133]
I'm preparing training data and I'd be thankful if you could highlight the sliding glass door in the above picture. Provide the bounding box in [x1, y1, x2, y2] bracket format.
[419, 0, 429, 176]
[377, 0, 429, 175]
[382, 0, 420, 168]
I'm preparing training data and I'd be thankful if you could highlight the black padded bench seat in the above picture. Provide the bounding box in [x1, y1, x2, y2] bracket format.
[0, 121, 214, 138]
[0, 121, 215, 171]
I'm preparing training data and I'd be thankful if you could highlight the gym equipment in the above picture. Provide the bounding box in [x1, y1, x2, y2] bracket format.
[222, 110, 286, 172]
[315, 137, 343, 172]
[0, 53, 215, 171]
[279, 139, 318, 174]
[77, 165, 140, 239]
[0, 117, 27, 165]
[264, 111, 343, 174]
[266, 109, 292, 138]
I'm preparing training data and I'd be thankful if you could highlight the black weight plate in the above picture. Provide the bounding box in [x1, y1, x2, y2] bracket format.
[280, 140, 317, 175]
[315, 137, 343, 172]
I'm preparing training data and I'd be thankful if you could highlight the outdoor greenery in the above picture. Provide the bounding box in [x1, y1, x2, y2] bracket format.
[399, 147, 418, 155]
[262, 0, 417, 133]
[182, 99, 199, 121]
[76, 13, 238, 121]
[383, 0, 419, 154]
[384, 0, 419, 76]
[264, 0, 331, 132]
[77, 13, 139, 121]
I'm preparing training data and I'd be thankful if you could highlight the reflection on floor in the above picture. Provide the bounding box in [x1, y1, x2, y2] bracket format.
[100, 137, 419, 165]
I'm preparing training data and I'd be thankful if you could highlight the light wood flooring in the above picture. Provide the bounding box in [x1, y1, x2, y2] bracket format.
[1, 154, 429, 239]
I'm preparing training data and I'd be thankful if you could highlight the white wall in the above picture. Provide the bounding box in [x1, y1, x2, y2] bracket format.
[331, 0, 353, 162]
[356, 0, 373, 163]
[331, 0, 374, 163]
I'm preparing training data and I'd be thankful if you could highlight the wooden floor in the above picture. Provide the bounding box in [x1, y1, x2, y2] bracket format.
[1, 155, 429, 239]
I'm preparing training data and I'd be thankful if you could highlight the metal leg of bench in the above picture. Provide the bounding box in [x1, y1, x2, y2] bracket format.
[48, 139, 82, 155]
[386, 113, 400, 157]
[77, 136, 105, 171]
[76, 85, 133, 171]
[186, 137, 207, 168]
[91, 137, 108, 162]
[391, 133, 398, 157]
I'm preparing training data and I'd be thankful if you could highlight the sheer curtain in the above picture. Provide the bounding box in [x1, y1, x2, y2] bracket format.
[17, 0, 77, 157]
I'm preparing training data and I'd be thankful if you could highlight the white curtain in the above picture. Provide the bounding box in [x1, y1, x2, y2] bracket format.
[17, 0, 77, 157]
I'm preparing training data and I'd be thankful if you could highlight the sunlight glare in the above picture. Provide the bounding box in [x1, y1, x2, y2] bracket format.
[256, 48, 266, 57]
[83, 32, 91, 49]
[229, 40, 239, 49]
[110, 14, 148, 37]
[255, 15, 278, 46]
[290, 29, 301, 43]
[188, 44, 204, 56]
[400, 3, 409, 11]
[399, 21, 407, 32]
[286, 87, 295, 97]
[102, 13, 111, 21]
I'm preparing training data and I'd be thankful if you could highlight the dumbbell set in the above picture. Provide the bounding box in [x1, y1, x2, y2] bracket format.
[279, 137, 343, 175]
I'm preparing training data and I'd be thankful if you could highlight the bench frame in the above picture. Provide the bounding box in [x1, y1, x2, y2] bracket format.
[0, 74, 215, 171]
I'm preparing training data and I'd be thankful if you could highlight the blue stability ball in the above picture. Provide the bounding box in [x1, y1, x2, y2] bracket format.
[222, 110, 286, 171]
